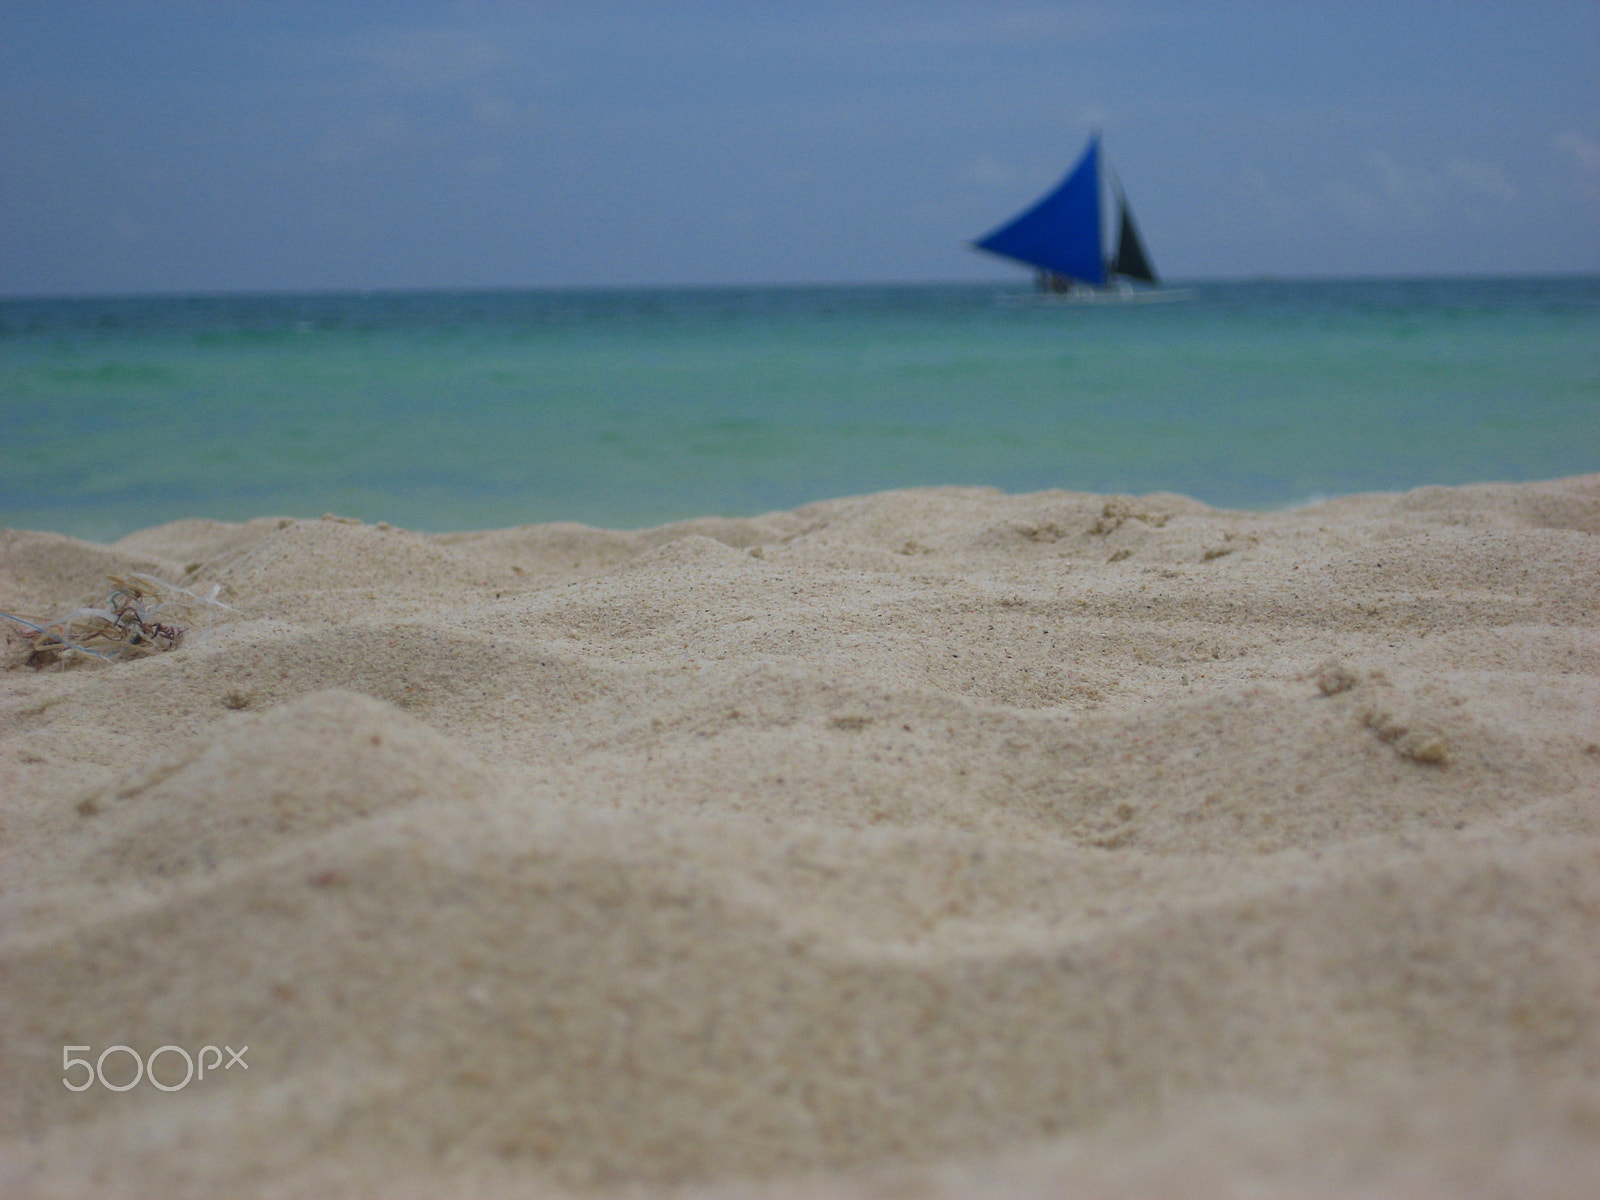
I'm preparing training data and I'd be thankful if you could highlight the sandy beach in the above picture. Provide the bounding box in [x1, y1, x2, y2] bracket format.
[2, 476, 1597, 1198]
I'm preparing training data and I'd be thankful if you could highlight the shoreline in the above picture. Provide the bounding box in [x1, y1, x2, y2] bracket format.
[3, 475, 1598, 1198]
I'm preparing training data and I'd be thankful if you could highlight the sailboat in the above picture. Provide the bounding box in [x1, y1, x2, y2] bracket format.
[973, 134, 1183, 301]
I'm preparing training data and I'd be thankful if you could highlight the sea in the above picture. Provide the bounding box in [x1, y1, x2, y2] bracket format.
[1, 276, 1596, 543]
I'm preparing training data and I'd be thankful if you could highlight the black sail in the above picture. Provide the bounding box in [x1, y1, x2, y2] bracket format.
[1112, 195, 1158, 284]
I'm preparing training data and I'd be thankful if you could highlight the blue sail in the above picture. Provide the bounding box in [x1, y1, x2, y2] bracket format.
[973, 136, 1106, 287]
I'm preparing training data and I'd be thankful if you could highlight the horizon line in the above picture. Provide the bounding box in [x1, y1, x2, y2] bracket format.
[4, 269, 1600, 305]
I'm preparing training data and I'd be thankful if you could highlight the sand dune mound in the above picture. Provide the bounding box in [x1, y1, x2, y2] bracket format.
[187, 515, 528, 624]
[110, 515, 302, 568]
[2, 475, 1597, 1199]
[0, 528, 184, 614]
[72, 689, 503, 881]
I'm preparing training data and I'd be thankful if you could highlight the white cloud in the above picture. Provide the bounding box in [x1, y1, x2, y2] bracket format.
[1446, 158, 1518, 202]
[966, 155, 1020, 187]
[1325, 152, 1520, 228]
[1237, 168, 1302, 225]
[831, 4, 1148, 51]
[1076, 103, 1114, 131]
[349, 27, 508, 91]
[1554, 131, 1600, 175]
[991, 6, 1147, 43]
[1329, 153, 1436, 226]
[468, 91, 517, 128]
[313, 111, 409, 164]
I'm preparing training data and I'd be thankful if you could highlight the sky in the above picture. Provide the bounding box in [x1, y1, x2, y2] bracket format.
[2, 1, 1598, 296]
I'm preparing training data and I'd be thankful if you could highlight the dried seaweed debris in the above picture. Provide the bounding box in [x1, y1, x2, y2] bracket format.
[1, 573, 233, 670]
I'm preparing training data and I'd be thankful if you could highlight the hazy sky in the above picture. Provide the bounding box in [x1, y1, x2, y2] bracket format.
[3, 2, 1597, 296]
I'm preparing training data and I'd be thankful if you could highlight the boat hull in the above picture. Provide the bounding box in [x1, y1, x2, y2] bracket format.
[999, 287, 1196, 305]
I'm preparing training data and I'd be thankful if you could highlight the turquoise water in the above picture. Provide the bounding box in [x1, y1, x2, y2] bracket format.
[2, 278, 1596, 541]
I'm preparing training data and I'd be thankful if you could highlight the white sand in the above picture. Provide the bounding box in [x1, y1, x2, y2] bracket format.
[2, 477, 1597, 1199]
